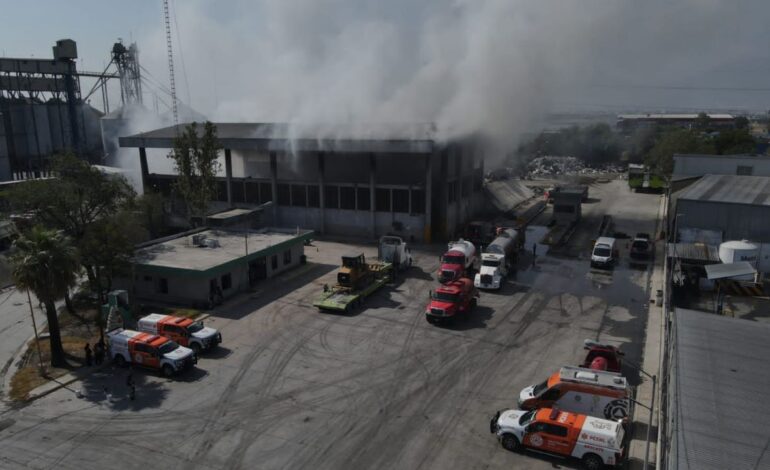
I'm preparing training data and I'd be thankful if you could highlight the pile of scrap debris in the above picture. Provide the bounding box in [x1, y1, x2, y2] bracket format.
[526, 156, 624, 177]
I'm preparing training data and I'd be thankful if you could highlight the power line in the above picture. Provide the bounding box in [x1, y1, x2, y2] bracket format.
[591, 83, 770, 93]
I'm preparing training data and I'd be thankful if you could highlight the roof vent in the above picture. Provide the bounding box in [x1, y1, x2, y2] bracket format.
[192, 234, 207, 246]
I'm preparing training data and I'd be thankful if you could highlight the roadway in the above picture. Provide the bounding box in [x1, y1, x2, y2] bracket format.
[0, 179, 662, 470]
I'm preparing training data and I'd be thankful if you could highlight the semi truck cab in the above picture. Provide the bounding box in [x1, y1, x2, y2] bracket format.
[425, 278, 479, 323]
[475, 253, 508, 290]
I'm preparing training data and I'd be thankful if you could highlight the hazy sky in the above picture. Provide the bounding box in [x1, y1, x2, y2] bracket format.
[2, 0, 770, 144]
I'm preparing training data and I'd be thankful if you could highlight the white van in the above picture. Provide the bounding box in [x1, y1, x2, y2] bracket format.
[591, 237, 618, 269]
[518, 366, 630, 420]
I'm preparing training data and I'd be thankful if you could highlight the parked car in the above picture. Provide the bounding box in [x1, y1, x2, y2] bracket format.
[629, 233, 653, 261]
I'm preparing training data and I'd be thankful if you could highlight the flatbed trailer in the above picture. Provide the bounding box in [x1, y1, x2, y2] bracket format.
[313, 262, 394, 312]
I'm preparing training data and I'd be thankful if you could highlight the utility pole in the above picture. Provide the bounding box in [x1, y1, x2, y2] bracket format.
[26, 290, 45, 374]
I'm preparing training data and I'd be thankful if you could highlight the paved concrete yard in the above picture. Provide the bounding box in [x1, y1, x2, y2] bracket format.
[0, 179, 661, 470]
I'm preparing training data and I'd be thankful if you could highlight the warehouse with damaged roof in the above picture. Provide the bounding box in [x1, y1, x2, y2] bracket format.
[120, 122, 487, 242]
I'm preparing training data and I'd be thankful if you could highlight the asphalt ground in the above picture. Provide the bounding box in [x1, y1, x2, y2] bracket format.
[0, 179, 661, 470]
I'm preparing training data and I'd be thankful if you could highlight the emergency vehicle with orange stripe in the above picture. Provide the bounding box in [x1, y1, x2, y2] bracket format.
[490, 407, 625, 470]
[107, 328, 196, 377]
[138, 314, 221, 355]
[518, 366, 630, 420]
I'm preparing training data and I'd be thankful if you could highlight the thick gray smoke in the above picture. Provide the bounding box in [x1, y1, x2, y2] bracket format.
[136, 0, 770, 151]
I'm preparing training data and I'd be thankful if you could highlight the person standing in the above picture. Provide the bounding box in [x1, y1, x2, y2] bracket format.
[94, 340, 104, 366]
[532, 243, 538, 267]
[84, 343, 93, 367]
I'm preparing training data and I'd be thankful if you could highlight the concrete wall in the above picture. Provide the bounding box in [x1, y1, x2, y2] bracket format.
[676, 199, 770, 243]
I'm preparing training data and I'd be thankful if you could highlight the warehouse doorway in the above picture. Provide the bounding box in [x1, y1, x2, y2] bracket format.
[249, 257, 267, 286]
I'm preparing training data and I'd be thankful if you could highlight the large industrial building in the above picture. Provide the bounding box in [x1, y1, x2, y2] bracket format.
[673, 153, 770, 180]
[0, 39, 108, 180]
[671, 174, 770, 243]
[119, 123, 486, 242]
[616, 113, 736, 133]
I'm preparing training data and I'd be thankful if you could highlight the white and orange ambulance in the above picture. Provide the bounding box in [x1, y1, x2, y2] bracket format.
[107, 328, 196, 377]
[138, 314, 221, 355]
[490, 407, 625, 470]
[518, 366, 630, 420]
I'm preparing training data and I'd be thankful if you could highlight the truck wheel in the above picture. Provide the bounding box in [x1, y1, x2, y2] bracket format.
[501, 434, 520, 452]
[191, 342, 202, 356]
[114, 355, 127, 367]
[582, 453, 603, 470]
[162, 364, 175, 377]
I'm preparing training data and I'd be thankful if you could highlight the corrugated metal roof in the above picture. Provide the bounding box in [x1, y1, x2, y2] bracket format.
[678, 174, 770, 206]
[484, 179, 533, 213]
[667, 242, 720, 262]
[672, 308, 770, 470]
[705, 261, 756, 280]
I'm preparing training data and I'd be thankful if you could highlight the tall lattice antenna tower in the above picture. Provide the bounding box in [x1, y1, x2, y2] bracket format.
[163, 0, 178, 125]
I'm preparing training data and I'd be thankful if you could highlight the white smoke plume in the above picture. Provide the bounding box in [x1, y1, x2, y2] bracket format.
[134, 0, 770, 152]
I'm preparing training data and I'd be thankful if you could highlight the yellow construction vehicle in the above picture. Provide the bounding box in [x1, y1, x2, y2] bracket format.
[314, 253, 393, 312]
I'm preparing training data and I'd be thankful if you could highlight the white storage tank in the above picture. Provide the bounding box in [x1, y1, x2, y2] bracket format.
[718, 240, 759, 266]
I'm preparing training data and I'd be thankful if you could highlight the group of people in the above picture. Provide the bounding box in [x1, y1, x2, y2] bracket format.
[83, 339, 105, 367]
[85, 338, 137, 401]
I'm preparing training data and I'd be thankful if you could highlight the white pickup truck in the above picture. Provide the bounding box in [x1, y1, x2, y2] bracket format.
[490, 407, 625, 469]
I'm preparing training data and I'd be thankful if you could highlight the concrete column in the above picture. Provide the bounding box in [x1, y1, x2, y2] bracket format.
[318, 153, 326, 235]
[454, 148, 462, 236]
[439, 150, 449, 240]
[225, 148, 233, 206]
[424, 155, 432, 243]
[369, 153, 376, 239]
[139, 147, 149, 194]
[270, 152, 278, 222]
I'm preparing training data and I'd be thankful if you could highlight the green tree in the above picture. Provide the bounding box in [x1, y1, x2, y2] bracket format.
[9, 154, 136, 290]
[80, 210, 145, 303]
[734, 116, 750, 130]
[713, 129, 756, 155]
[644, 129, 715, 175]
[11, 227, 79, 367]
[136, 192, 168, 239]
[695, 112, 712, 130]
[167, 122, 222, 226]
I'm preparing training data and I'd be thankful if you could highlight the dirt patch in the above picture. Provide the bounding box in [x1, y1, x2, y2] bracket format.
[9, 305, 102, 402]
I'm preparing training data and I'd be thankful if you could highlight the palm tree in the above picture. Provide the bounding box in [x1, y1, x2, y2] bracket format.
[11, 227, 79, 368]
